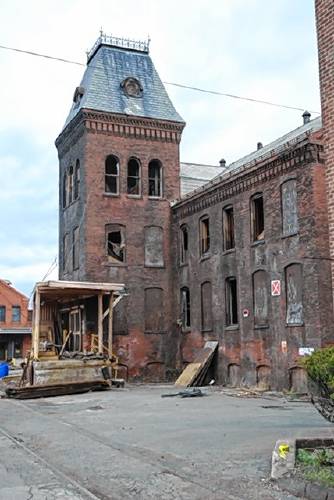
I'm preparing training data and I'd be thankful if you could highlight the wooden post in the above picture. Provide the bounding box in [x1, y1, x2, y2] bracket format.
[98, 293, 103, 354]
[108, 293, 114, 357]
[32, 288, 41, 360]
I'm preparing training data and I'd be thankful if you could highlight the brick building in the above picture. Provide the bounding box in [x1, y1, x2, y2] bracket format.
[56, 6, 334, 390]
[0, 279, 32, 361]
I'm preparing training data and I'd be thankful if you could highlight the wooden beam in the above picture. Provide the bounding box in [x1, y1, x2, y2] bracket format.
[108, 293, 114, 357]
[98, 293, 103, 354]
[32, 289, 41, 360]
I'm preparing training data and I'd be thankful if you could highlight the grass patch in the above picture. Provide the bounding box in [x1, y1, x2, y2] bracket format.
[297, 448, 334, 487]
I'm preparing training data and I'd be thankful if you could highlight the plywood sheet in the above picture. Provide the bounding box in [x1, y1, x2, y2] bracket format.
[175, 341, 218, 387]
[175, 363, 202, 387]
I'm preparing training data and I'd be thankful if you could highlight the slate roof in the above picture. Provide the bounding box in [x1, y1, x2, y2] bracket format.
[64, 38, 184, 129]
[177, 116, 322, 202]
[180, 162, 225, 196]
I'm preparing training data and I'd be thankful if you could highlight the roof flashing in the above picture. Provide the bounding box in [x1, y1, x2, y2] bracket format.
[87, 32, 150, 63]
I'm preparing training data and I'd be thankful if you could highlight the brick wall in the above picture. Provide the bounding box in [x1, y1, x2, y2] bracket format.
[315, 0, 334, 298]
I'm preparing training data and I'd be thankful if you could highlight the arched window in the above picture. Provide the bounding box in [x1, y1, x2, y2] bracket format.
[250, 193, 264, 242]
[253, 270, 269, 327]
[127, 157, 141, 195]
[105, 155, 119, 194]
[180, 225, 188, 264]
[180, 286, 190, 329]
[148, 159, 162, 197]
[74, 160, 80, 200]
[62, 171, 68, 209]
[225, 277, 238, 326]
[145, 287, 165, 333]
[199, 215, 210, 256]
[68, 166, 74, 205]
[223, 205, 235, 250]
[281, 179, 298, 236]
[144, 226, 164, 267]
[285, 263, 303, 325]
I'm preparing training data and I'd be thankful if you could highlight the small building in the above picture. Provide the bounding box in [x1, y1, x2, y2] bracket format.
[0, 279, 32, 361]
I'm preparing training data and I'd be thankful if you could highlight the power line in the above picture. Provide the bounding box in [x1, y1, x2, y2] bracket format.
[0, 43, 320, 114]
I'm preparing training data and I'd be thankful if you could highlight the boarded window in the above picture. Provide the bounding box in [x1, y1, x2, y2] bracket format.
[72, 226, 79, 270]
[145, 287, 164, 333]
[148, 160, 162, 197]
[12, 306, 21, 323]
[105, 155, 119, 194]
[285, 263, 303, 325]
[223, 205, 235, 250]
[253, 270, 268, 326]
[0, 306, 5, 322]
[74, 160, 80, 200]
[113, 296, 128, 335]
[180, 225, 188, 264]
[68, 166, 74, 205]
[251, 193, 264, 241]
[200, 216, 210, 255]
[201, 281, 213, 331]
[63, 233, 69, 272]
[281, 179, 299, 236]
[106, 224, 125, 264]
[144, 226, 164, 267]
[127, 157, 140, 195]
[180, 287, 190, 329]
[62, 171, 67, 208]
[226, 277, 238, 326]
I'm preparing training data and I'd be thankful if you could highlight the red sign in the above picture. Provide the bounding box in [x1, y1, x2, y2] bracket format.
[271, 280, 281, 296]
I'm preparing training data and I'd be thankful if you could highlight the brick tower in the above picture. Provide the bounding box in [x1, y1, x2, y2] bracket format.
[315, 0, 334, 299]
[55, 34, 185, 380]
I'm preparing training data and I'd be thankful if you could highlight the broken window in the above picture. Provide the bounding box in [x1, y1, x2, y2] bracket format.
[201, 281, 213, 331]
[180, 286, 191, 329]
[145, 226, 164, 267]
[12, 305, 21, 323]
[223, 205, 235, 250]
[72, 226, 79, 270]
[105, 155, 119, 194]
[285, 263, 303, 325]
[225, 277, 238, 326]
[63, 233, 69, 272]
[148, 160, 162, 197]
[180, 225, 189, 264]
[199, 216, 210, 256]
[281, 179, 299, 236]
[253, 270, 269, 327]
[144, 287, 164, 333]
[74, 160, 80, 200]
[127, 157, 141, 195]
[0, 306, 5, 322]
[106, 224, 125, 264]
[251, 193, 264, 242]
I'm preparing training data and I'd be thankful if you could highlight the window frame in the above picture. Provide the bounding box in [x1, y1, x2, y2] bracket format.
[223, 204, 235, 251]
[127, 157, 141, 197]
[180, 286, 191, 330]
[180, 224, 189, 265]
[12, 305, 21, 323]
[281, 178, 299, 237]
[285, 263, 303, 326]
[74, 159, 80, 200]
[105, 224, 126, 265]
[63, 233, 70, 273]
[250, 193, 264, 243]
[105, 155, 120, 196]
[148, 159, 163, 198]
[225, 277, 238, 327]
[0, 305, 6, 322]
[72, 226, 79, 270]
[252, 270, 269, 328]
[199, 215, 210, 257]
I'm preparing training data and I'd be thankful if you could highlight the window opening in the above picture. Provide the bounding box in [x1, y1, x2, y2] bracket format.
[69, 308, 81, 351]
[68, 166, 74, 205]
[200, 217, 210, 255]
[106, 225, 125, 263]
[12, 305, 21, 323]
[148, 160, 162, 197]
[226, 278, 238, 326]
[180, 287, 191, 329]
[251, 194, 264, 241]
[105, 155, 119, 194]
[127, 158, 140, 195]
[180, 225, 188, 264]
[74, 160, 80, 200]
[223, 205, 235, 250]
[0, 306, 5, 322]
[73, 227, 79, 270]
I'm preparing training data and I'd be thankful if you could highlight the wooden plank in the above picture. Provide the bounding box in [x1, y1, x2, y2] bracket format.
[6, 380, 110, 400]
[108, 293, 113, 357]
[98, 293, 103, 354]
[175, 341, 218, 387]
[32, 288, 41, 360]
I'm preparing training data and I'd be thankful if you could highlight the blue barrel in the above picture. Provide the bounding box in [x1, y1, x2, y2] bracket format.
[0, 363, 9, 378]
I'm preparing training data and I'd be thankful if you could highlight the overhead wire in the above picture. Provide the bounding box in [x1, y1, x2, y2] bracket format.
[0, 43, 320, 114]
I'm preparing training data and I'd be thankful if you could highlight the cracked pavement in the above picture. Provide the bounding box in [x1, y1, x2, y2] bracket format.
[0, 385, 333, 499]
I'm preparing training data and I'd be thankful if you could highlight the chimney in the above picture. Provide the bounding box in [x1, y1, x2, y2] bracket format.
[302, 110, 311, 124]
[219, 158, 226, 168]
[257, 142, 263, 150]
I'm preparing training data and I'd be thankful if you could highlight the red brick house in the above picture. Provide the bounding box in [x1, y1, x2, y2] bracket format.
[55, 5, 334, 390]
[0, 279, 32, 361]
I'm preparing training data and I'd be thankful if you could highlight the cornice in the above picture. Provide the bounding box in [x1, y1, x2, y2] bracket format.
[173, 142, 324, 220]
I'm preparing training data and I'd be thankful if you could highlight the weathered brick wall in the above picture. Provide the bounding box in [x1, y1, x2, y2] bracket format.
[316, 0, 334, 299]
[172, 139, 333, 391]
[0, 280, 31, 329]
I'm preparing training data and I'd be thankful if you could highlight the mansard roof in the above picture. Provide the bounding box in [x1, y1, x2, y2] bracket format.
[176, 116, 322, 203]
[63, 34, 184, 130]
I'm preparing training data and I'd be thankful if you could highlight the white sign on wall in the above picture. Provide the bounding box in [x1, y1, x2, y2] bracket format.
[271, 280, 281, 296]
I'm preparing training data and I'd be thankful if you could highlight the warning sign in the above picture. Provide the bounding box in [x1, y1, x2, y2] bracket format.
[271, 280, 281, 296]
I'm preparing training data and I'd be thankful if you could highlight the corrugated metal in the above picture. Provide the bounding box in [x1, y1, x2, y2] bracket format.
[64, 43, 184, 128]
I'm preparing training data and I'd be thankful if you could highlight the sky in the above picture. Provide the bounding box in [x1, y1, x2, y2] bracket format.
[0, 0, 320, 297]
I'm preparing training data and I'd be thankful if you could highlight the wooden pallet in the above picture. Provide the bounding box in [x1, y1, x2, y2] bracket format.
[5, 380, 110, 399]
